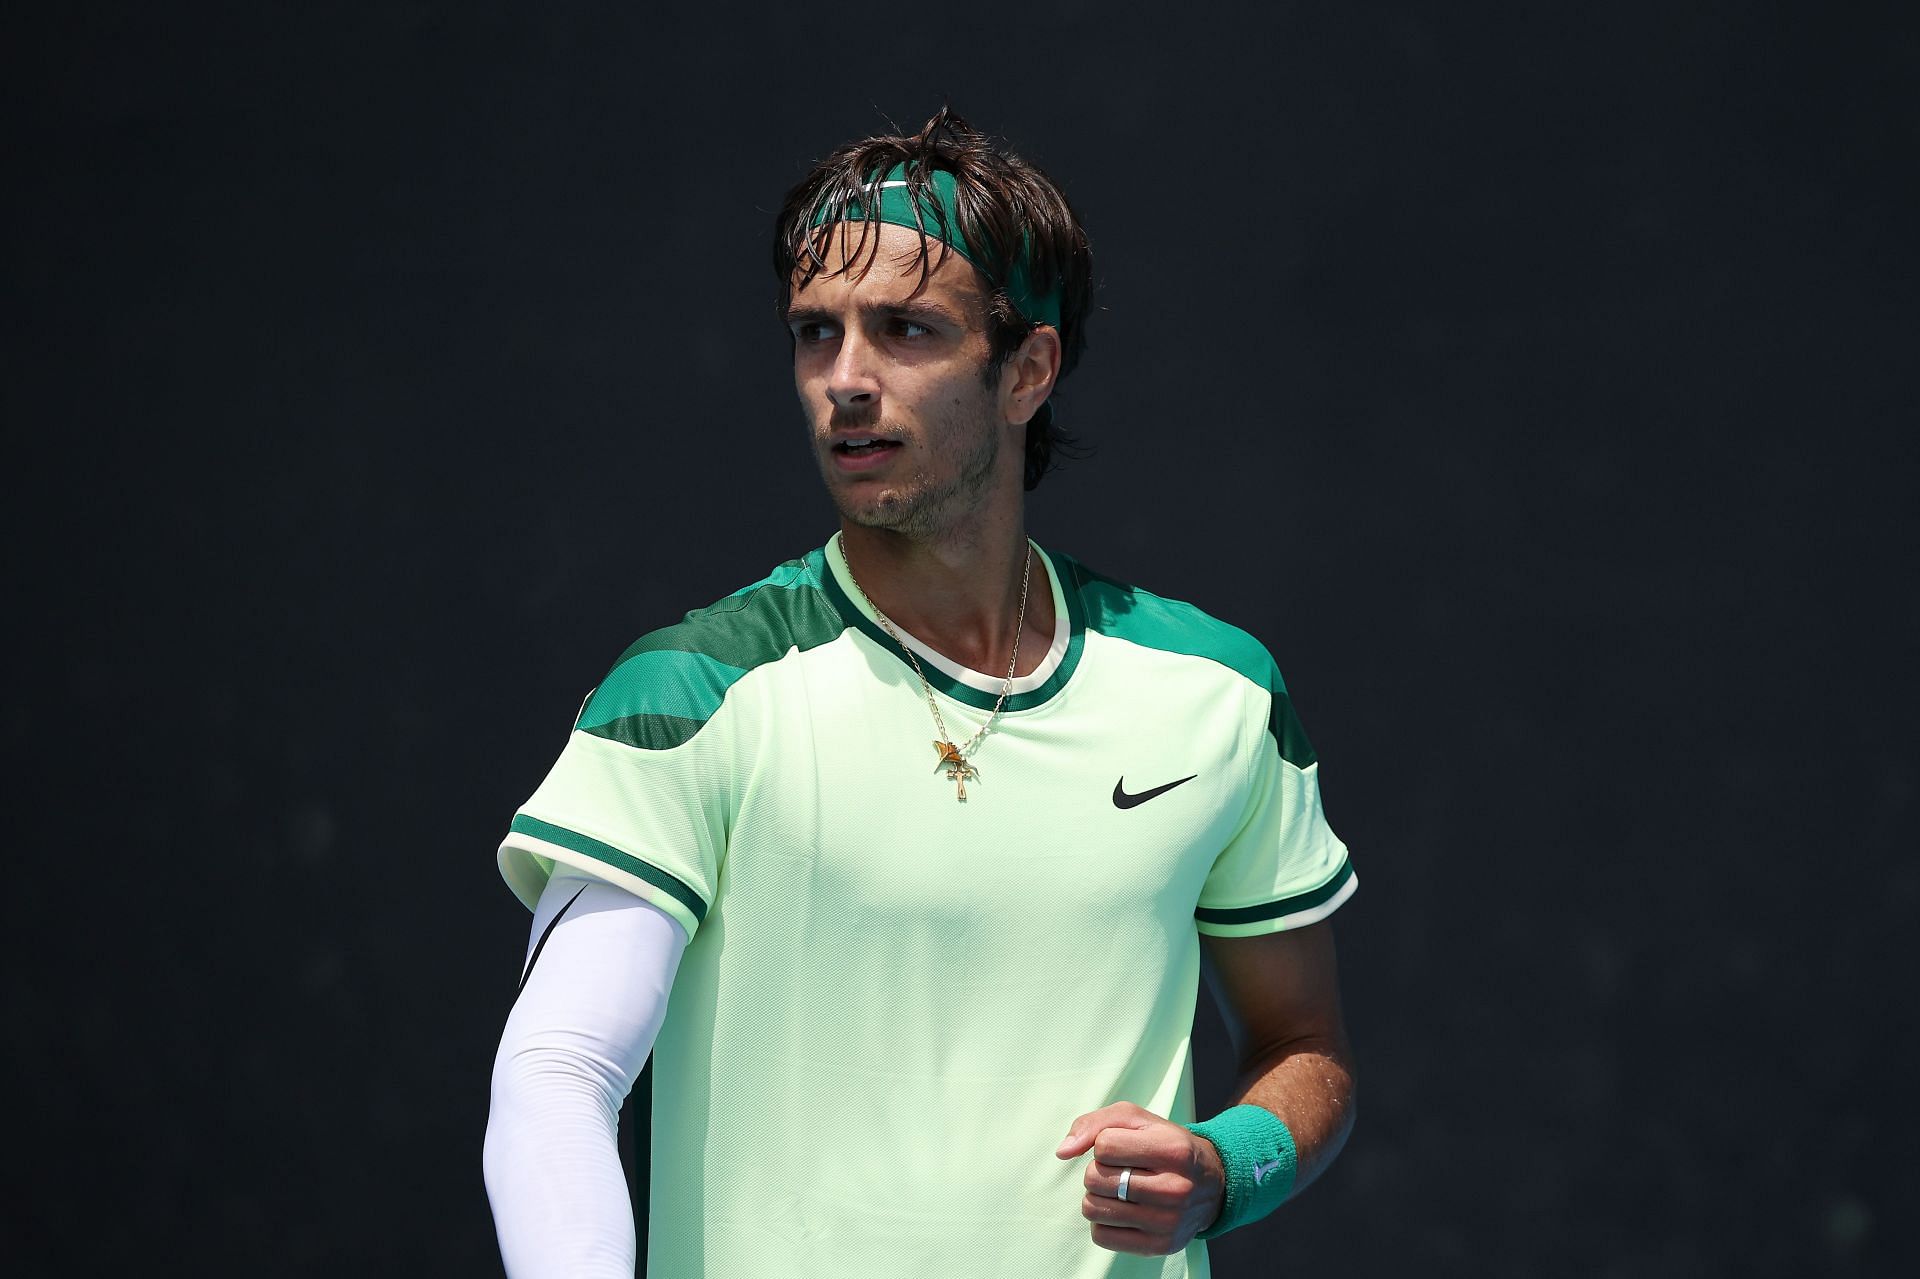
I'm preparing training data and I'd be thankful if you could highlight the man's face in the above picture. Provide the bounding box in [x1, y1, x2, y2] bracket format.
[786, 221, 1018, 539]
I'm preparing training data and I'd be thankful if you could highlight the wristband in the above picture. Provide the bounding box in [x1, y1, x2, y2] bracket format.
[1182, 1104, 1297, 1239]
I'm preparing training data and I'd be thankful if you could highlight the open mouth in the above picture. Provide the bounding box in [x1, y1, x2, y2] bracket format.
[833, 438, 903, 456]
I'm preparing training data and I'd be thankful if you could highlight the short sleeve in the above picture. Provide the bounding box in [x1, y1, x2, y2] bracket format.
[1195, 688, 1356, 938]
[496, 649, 745, 942]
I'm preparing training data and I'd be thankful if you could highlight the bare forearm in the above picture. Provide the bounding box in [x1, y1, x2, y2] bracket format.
[1227, 1036, 1356, 1194]
[1199, 922, 1356, 1196]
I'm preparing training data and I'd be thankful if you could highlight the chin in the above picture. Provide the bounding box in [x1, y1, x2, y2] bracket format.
[833, 484, 924, 532]
[838, 497, 912, 530]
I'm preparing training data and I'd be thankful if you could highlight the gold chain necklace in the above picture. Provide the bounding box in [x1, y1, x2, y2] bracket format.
[839, 533, 1032, 802]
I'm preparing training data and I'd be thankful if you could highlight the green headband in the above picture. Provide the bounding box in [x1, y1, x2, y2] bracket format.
[809, 163, 1063, 329]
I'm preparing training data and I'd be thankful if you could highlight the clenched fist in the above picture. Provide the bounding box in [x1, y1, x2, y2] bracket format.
[1054, 1101, 1227, 1256]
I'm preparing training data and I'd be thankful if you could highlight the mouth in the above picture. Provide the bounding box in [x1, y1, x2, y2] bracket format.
[829, 434, 905, 472]
[831, 435, 904, 457]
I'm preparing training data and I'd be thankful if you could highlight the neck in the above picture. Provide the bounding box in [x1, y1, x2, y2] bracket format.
[838, 513, 1055, 679]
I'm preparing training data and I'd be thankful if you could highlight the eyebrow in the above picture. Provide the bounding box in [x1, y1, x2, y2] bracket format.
[783, 298, 966, 329]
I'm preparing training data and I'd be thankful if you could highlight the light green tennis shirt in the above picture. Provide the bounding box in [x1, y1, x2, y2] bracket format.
[498, 536, 1355, 1278]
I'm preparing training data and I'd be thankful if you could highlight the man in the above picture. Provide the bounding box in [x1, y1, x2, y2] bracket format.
[484, 109, 1358, 1278]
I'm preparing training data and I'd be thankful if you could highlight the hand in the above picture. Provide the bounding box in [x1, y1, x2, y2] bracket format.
[1054, 1101, 1226, 1256]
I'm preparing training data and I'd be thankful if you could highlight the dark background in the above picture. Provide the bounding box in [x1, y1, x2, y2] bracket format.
[6, 2, 1914, 1275]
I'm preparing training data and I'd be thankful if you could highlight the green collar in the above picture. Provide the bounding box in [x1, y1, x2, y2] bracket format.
[820, 535, 1085, 712]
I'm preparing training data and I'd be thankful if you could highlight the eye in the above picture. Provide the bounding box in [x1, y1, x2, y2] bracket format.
[890, 318, 933, 339]
[791, 320, 837, 344]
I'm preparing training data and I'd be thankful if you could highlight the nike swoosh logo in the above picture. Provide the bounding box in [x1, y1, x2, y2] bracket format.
[1253, 1157, 1285, 1185]
[1112, 774, 1198, 809]
[517, 883, 588, 997]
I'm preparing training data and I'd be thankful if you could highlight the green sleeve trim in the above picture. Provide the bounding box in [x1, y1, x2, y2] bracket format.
[1195, 858, 1353, 926]
[1184, 1104, 1297, 1238]
[508, 814, 708, 924]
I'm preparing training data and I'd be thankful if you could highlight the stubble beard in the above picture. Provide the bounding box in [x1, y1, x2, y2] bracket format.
[821, 398, 1003, 543]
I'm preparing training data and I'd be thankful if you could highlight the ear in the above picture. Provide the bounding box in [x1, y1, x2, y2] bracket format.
[1000, 326, 1063, 428]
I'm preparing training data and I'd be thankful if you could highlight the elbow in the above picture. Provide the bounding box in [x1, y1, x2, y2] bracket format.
[489, 1037, 627, 1126]
[485, 1038, 626, 1176]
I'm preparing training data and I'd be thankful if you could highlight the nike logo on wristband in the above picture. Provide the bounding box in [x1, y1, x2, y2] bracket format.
[1252, 1157, 1286, 1185]
[1112, 775, 1197, 809]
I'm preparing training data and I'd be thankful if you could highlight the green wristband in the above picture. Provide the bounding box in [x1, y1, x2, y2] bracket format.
[1183, 1104, 1297, 1239]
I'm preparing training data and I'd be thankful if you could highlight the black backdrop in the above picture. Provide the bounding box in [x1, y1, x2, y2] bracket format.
[6, 3, 1914, 1275]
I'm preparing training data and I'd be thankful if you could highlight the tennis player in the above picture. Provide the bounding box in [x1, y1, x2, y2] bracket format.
[484, 108, 1358, 1278]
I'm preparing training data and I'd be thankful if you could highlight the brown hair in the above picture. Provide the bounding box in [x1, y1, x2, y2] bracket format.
[773, 107, 1094, 490]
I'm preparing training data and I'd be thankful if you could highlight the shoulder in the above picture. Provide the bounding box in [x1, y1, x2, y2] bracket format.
[1054, 550, 1280, 690]
[1051, 549, 1316, 768]
[574, 549, 849, 750]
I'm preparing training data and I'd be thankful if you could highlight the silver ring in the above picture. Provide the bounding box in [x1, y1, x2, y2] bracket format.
[1117, 1168, 1132, 1203]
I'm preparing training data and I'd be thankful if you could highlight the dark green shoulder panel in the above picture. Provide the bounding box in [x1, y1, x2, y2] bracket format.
[576, 551, 848, 750]
[1056, 552, 1318, 769]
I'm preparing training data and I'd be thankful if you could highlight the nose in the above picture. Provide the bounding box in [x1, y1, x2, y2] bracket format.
[826, 331, 879, 411]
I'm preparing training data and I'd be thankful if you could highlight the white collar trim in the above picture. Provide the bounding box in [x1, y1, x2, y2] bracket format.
[829, 536, 1070, 695]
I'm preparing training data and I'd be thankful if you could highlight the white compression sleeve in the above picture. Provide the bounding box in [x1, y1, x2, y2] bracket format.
[484, 867, 688, 1279]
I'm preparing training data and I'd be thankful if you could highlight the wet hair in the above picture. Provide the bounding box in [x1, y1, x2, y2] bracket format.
[774, 107, 1094, 490]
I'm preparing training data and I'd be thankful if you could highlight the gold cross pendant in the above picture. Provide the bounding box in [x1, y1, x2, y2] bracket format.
[932, 740, 978, 802]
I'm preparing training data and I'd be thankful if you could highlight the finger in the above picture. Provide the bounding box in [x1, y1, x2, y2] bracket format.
[1089, 1222, 1177, 1257]
[1084, 1159, 1193, 1207]
[1089, 1122, 1190, 1170]
[1055, 1101, 1155, 1158]
[1081, 1192, 1180, 1233]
